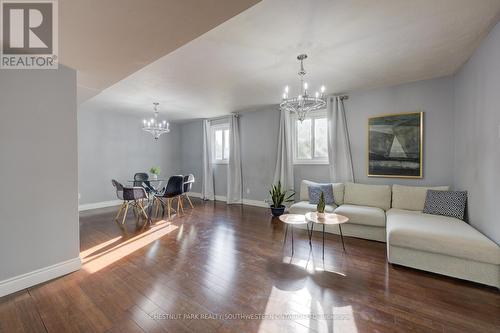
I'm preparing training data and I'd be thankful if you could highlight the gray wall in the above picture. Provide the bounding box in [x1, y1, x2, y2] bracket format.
[453, 21, 500, 244]
[347, 76, 455, 186]
[180, 76, 455, 203]
[78, 107, 182, 204]
[179, 109, 280, 201]
[0, 66, 79, 281]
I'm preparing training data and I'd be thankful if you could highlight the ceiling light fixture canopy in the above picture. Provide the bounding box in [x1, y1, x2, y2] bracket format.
[142, 102, 170, 140]
[280, 54, 327, 122]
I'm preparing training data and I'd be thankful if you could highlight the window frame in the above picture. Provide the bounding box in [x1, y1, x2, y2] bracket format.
[211, 122, 230, 164]
[291, 111, 329, 165]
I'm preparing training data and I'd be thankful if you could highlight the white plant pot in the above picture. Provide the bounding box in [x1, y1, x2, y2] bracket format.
[149, 174, 158, 180]
[317, 212, 325, 219]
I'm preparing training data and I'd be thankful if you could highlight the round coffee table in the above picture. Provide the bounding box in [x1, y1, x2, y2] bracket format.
[279, 214, 311, 256]
[305, 212, 349, 259]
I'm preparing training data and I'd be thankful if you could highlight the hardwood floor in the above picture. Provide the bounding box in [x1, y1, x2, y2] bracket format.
[1, 199, 499, 333]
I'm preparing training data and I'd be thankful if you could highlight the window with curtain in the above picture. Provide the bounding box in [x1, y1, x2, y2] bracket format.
[211, 123, 230, 164]
[292, 111, 328, 164]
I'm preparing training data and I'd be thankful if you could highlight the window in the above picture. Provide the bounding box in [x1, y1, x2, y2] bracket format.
[292, 112, 328, 164]
[211, 123, 230, 164]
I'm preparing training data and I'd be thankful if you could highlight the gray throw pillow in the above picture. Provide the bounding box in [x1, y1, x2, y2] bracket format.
[423, 190, 467, 220]
[308, 184, 334, 205]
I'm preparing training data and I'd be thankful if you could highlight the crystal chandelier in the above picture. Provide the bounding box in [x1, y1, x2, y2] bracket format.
[280, 54, 327, 122]
[142, 102, 170, 140]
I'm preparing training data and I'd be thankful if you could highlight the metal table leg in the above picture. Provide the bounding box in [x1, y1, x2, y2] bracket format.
[339, 224, 346, 252]
[322, 224, 325, 260]
[283, 224, 288, 248]
[306, 222, 312, 247]
[291, 225, 294, 256]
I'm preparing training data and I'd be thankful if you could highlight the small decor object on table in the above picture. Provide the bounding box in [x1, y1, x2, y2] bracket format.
[269, 181, 295, 217]
[316, 191, 326, 218]
[149, 166, 160, 180]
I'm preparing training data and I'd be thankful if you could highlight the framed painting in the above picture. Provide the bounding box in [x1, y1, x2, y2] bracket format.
[367, 112, 423, 178]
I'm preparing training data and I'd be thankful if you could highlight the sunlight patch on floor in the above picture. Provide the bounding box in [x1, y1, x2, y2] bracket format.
[282, 256, 347, 276]
[257, 286, 358, 332]
[81, 220, 178, 273]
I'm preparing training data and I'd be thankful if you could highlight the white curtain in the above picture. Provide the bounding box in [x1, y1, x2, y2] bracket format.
[201, 119, 215, 200]
[327, 96, 354, 182]
[227, 115, 242, 204]
[273, 109, 294, 191]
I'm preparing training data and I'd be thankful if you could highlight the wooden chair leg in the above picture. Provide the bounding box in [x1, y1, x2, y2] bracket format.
[186, 194, 194, 209]
[154, 198, 160, 218]
[122, 202, 129, 225]
[138, 201, 149, 220]
[178, 196, 185, 215]
[176, 197, 181, 216]
[114, 202, 125, 222]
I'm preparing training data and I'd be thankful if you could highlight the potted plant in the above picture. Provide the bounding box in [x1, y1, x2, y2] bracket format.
[317, 191, 326, 219]
[149, 166, 160, 180]
[269, 181, 295, 217]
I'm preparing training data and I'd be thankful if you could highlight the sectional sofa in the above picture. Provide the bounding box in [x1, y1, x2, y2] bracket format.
[289, 180, 500, 288]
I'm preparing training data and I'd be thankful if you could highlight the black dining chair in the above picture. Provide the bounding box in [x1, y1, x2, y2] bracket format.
[182, 174, 195, 209]
[112, 179, 149, 225]
[154, 175, 184, 220]
[133, 172, 156, 194]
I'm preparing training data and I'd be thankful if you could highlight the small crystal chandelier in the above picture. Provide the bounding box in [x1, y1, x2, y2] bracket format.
[142, 102, 170, 140]
[280, 54, 327, 122]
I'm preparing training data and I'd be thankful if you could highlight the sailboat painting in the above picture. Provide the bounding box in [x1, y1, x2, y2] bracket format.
[368, 112, 423, 178]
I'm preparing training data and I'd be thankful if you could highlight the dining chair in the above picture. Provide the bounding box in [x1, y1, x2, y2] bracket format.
[182, 174, 195, 208]
[154, 175, 184, 220]
[112, 179, 149, 226]
[133, 172, 156, 194]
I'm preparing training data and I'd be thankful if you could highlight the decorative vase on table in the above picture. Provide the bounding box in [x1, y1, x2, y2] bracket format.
[149, 167, 160, 181]
[316, 191, 326, 219]
[269, 181, 295, 217]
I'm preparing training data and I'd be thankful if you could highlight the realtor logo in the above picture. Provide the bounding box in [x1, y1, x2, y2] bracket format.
[1, 0, 58, 69]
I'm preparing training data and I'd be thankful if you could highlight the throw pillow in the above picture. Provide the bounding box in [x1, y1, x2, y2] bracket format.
[308, 184, 334, 205]
[423, 190, 467, 220]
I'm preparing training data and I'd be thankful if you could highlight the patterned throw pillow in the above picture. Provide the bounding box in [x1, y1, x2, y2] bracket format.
[308, 184, 334, 205]
[423, 190, 467, 220]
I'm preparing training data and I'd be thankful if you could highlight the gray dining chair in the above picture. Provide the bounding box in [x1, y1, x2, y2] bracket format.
[182, 174, 195, 209]
[153, 175, 184, 220]
[112, 179, 149, 225]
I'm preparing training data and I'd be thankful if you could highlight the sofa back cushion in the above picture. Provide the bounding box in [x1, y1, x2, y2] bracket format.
[392, 184, 449, 211]
[308, 185, 335, 204]
[300, 180, 344, 206]
[423, 190, 468, 220]
[344, 183, 391, 211]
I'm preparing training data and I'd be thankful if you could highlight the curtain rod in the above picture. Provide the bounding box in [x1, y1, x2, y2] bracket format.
[329, 94, 349, 101]
[206, 113, 239, 121]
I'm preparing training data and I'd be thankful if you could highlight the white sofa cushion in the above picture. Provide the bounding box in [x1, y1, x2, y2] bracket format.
[334, 204, 386, 227]
[289, 201, 336, 215]
[392, 184, 449, 211]
[344, 183, 392, 211]
[387, 209, 500, 265]
[299, 180, 344, 206]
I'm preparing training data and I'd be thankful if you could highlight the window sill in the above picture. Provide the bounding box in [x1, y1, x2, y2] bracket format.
[293, 161, 329, 166]
[212, 161, 229, 165]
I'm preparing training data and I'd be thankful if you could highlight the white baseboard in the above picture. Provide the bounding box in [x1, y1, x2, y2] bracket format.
[79, 200, 122, 212]
[188, 192, 268, 208]
[0, 257, 81, 297]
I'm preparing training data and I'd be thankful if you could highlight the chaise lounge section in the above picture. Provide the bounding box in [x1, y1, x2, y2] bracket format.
[289, 180, 500, 288]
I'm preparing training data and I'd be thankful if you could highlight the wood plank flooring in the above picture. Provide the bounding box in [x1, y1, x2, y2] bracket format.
[1, 199, 499, 333]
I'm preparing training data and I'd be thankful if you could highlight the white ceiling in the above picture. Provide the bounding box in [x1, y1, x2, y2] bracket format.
[59, 0, 260, 103]
[80, 0, 500, 121]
